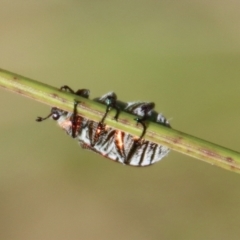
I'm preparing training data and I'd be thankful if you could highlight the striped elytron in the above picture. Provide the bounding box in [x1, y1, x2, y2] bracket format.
[36, 86, 170, 166]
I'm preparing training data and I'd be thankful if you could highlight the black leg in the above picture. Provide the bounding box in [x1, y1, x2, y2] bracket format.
[133, 102, 155, 142]
[61, 86, 90, 99]
[36, 107, 60, 122]
[60, 87, 89, 137]
[113, 105, 120, 121]
[36, 86, 89, 125]
[60, 85, 75, 93]
[71, 100, 80, 138]
[134, 117, 147, 140]
[36, 112, 52, 122]
[100, 96, 120, 124]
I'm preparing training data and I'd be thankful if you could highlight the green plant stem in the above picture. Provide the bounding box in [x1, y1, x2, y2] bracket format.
[0, 68, 240, 173]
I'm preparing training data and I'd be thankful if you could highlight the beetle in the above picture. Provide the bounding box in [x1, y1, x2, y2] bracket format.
[36, 86, 170, 166]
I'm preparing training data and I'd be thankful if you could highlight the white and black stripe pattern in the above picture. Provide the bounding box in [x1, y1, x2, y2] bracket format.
[93, 92, 170, 166]
[37, 88, 170, 167]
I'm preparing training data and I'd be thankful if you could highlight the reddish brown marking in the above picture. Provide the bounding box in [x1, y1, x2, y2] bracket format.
[200, 149, 236, 165]
[13, 76, 18, 80]
[16, 89, 24, 95]
[171, 137, 183, 144]
[226, 157, 234, 163]
[50, 93, 58, 98]
[201, 149, 217, 157]
[120, 119, 129, 125]
[232, 165, 240, 171]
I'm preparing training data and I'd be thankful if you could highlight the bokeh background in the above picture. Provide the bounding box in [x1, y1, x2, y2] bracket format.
[0, 1, 240, 239]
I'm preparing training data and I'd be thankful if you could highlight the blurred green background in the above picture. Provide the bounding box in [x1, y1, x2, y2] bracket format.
[1, 1, 240, 239]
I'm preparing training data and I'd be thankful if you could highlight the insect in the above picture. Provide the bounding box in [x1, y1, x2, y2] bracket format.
[36, 86, 170, 166]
